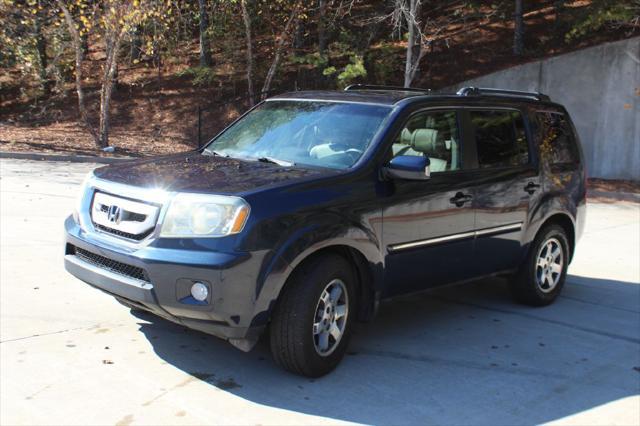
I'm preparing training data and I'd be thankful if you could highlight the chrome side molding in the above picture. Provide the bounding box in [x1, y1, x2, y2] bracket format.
[388, 222, 523, 253]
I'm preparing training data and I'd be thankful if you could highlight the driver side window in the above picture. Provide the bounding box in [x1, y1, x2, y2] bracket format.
[391, 110, 461, 173]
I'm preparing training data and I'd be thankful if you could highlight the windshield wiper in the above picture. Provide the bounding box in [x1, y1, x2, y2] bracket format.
[207, 149, 229, 157]
[256, 156, 295, 167]
[204, 149, 229, 157]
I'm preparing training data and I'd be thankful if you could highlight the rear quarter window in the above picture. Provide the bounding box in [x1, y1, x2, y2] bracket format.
[535, 112, 580, 165]
[469, 110, 529, 168]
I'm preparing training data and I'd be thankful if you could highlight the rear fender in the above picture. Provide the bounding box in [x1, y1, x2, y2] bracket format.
[523, 191, 577, 262]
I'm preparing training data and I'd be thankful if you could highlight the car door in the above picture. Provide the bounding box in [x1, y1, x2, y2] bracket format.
[461, 107, 541, 276]
[381, 108, 477, 297]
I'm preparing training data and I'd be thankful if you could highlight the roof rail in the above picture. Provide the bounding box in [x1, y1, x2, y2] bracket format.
[344, 84, 430, 94]
[457, 86, 551, 102]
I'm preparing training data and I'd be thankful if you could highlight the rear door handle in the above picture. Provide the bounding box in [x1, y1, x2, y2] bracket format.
[524, 182, 541, 194]
[450, 192, 473, 207]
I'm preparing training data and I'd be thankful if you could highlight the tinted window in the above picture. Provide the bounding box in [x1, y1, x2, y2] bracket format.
[536, 112, 579, 164]
[470, 110, 529, 168]
[205, 101, 390, 169]
[391, 111, 461, 173]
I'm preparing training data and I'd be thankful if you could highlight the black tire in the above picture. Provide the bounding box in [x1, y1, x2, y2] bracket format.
[270, 253, 356, 377]
[511, 224, 570, 306]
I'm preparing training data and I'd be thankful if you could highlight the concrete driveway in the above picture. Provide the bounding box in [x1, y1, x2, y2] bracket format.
[1, 159, 639, 425]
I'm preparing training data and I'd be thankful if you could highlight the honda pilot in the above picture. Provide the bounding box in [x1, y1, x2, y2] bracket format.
[64, 85, 586, 377]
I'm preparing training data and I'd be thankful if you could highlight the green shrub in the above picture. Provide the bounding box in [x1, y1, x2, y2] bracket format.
[289, 52, 329, 68]
[566, 1, 640, 42]
[175, 66, 216, 86]
[336, 55, 367, 88]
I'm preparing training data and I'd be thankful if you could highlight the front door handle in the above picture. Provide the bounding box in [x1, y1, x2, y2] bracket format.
[450, 192, 473, 207]
[524, 182, 541, 194]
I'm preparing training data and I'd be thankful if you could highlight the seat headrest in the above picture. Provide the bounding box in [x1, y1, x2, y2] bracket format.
[425, 116, 437, 128]
[411, 128, 440, 154]
[400, 128, 413, 145]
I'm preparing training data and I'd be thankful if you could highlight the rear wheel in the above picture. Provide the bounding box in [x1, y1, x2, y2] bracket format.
[270, 253, 356, 377]
[511, 224, 570, 306]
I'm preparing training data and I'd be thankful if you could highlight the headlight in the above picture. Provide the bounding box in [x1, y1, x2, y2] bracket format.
[160, 193, 250, 238]
[73, 172, 93, 227]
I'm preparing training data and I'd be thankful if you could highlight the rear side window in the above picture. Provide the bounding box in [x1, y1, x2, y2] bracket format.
[535, 112, 579, 164]
[470, 110, 529, 168]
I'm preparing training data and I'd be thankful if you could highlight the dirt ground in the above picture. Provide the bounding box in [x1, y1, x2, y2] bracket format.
[1, 1, 636, 159]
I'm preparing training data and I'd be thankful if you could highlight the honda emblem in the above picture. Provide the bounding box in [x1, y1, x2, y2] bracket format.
[107, 205, 121, 223]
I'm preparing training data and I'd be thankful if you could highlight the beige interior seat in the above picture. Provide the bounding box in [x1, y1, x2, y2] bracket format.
[411, 128, 448, 172]
[392, 128, 421, 156]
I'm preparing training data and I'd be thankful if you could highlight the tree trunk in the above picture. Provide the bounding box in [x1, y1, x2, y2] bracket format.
[198, 0, 212, 67]
[514, 0, 525, 56]
[293, 17, 305, 53]
[130, 25, 142, 64]
[403, 0, 423, 87]
[56, 0, 100, 148]
[80, 32, 89, 55]
[404, 9, 414, 87]
[318, 0, 327, 55]
[34, 4, 48, 89]
[553, 0, 565, 40]
[261, 8, 298, 100]
[240, 0, 255, 106]
[98, 30, 125, 148]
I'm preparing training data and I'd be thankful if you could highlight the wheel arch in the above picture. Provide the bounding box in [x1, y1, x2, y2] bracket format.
[541, 213, 575, 260]
[250, 227, 383, 328]
[284, 245, 379, 322]
[530, 212, 576, 262]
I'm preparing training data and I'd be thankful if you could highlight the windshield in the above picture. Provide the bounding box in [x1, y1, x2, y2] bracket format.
[204, 100, 391, 169]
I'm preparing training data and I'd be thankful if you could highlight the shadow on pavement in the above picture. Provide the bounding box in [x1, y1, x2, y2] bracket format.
[136, 275, 640, 425]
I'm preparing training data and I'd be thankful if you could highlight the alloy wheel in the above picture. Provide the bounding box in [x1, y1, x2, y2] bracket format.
[312, 279, 349, 356]
[535, 237, 564, 293]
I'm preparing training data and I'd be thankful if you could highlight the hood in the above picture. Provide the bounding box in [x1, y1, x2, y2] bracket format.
[93, 151, 333, 194]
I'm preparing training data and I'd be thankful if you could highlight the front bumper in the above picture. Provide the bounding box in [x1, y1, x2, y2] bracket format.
[64, 216, 264, 351]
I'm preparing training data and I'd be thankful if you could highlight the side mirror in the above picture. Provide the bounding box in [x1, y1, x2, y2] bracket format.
[384, 155, 431, 180]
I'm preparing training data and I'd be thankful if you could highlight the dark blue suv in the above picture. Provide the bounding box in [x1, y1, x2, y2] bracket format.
[64, 85, 586, 377]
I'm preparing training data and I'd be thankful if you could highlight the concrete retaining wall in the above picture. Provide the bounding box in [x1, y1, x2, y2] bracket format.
[450, 37, 640, 180]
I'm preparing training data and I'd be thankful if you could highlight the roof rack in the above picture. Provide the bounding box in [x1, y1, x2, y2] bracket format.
[344, 84, 430, 94]
[457, 86, 550, 102]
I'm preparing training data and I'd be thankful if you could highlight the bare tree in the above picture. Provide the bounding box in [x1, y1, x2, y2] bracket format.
[318, 0, 328, 55]
[261, 5, 300, 99]
[56, 0, 100, 147]
[57, 0, 147, 149]
[393, 0, 427, 87]
[293, 17, 305, 52]
[98, 4, 129, 148]
[34, 1, 48, 90]
[240, 0, 255, 106]
[198, 0, 212, 67]
[129, 25, 143, 64]
[514, 0, 524, 55]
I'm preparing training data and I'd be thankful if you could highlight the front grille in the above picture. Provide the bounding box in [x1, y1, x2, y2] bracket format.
[97, 204, 146, 222]
[94, 224, 154, 241]
[90, 191, 159, 242]
[71, 245, 150, 283]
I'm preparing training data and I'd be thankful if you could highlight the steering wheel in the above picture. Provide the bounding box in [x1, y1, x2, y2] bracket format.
[344, 148, 363, 163]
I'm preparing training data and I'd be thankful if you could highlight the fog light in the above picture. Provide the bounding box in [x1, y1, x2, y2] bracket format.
[191, 282, 209, 302]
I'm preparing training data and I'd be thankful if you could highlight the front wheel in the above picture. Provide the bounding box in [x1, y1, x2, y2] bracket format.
[269, 254, 356, 377]
[511, 224, 570, 306]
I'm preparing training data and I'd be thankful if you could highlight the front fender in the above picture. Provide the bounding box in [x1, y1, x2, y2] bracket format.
[249, 213, 383, 327]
